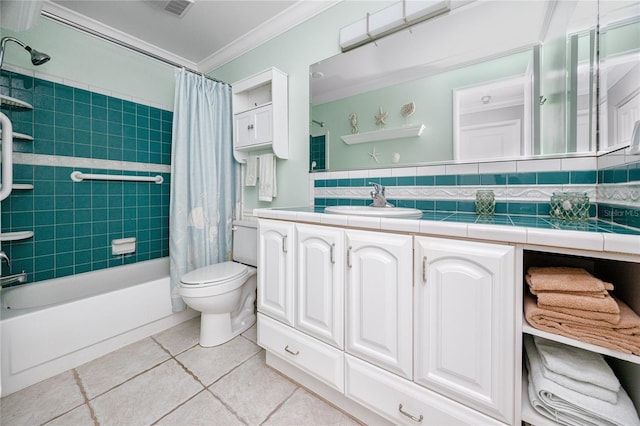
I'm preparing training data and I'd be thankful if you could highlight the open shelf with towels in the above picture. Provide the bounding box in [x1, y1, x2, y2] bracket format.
[521, 249, 640, 425]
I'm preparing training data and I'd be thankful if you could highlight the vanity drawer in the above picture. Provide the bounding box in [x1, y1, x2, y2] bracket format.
[345, 355, 503, 426]
[258, 313, 344, 392]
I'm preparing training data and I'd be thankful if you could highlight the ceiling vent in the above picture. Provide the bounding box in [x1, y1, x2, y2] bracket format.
[163, 0, 194, 17]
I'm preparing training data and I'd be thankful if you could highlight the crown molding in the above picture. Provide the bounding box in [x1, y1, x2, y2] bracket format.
[198, 0, 342, 74]
[41, 0, 199, 70]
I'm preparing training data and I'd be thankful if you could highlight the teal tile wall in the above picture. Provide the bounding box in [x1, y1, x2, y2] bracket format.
[313, 170, 598, 218]
[597, 159, 640, 229]
[1, 70, 172, 283]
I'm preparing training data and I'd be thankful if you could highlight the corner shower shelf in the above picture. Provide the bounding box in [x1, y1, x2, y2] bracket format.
[341, 124, 425, 145]
[0, 130, 33, 141]
[12, 184, 34, 190]
[0, 231, 34, 242]
[0, 94, 33, 110]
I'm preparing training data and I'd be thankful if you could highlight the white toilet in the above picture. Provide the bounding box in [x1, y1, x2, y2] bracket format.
[178, 220, 257, 347]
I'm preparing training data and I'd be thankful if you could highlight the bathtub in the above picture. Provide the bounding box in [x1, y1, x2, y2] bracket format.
[0, 257, 197, 397]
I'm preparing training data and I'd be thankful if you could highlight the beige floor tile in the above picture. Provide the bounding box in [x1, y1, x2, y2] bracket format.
[153, 316, 201, 355]
[242, 323, 257, 344]
[155, 390, 243, 426]
[91, 359, 203, 426]
[264, 388, 360, 426]
[76, 337, 170, 399]
[176, 335, 261, 386]
[0, 370, 84, 426]
[44, 403, 95, 426]
[209, 352, 297, 425]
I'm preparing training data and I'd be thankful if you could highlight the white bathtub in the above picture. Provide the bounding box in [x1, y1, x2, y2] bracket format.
[0, 257, 197, 397]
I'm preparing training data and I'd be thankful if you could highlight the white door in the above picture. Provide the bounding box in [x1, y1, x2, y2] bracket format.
[295, 224, 344, 349]
[257, 219, 294, 325]
[234, 110, 253, 149]
[414, 236, 515, 424]
[345, 230, 413, 379]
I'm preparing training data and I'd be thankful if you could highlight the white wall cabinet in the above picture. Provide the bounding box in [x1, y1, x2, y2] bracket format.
[234, 105, 272, 150]
[345, 229, 413, 379]
[232, 68, 287, 163]
[295, 223, 344, 349]
[414, 236, 516, 424]
[257, 219, 294, 325]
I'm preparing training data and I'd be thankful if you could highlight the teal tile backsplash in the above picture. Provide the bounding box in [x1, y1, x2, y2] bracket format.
[1, 70, 171, 283]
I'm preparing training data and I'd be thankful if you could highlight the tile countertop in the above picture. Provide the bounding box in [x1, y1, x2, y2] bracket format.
[253, 207, 640, 256]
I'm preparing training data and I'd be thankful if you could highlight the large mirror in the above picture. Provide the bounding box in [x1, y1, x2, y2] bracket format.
[309, 0, 612, 171]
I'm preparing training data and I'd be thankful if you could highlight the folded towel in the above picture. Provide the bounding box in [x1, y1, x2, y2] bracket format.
[537, 304, 621, 325]
[536, 292, 620, 314]
[526, 267, 610, 293]
[245, 155, 258, 187]
[525, 294, 640, 355]
[533, 336, 620, 401]
[258, 153, 277, 202]
[524, 335, 640, 426]
[530, 287, 609, 298]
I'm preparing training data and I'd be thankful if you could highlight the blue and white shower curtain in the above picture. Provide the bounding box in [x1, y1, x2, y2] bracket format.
[169, 69, 238, 311]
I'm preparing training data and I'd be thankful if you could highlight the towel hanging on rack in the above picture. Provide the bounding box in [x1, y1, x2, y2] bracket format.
[258, 153, 277, 202]
[245, 155, 258, 187]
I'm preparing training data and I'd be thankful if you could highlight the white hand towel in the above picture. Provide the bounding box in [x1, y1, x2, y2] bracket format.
[534, 336, 620, 393]
[258, 153, 277, 202]
[524, 335, 640, 426]
[245, 155, 258, 187]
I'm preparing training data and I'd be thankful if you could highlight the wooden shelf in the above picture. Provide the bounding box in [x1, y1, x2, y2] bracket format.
[522, 314, 640, 365]
[0, 94, 33, 110]
[0, 231, 34, 242]
[341, 124, 425, 145]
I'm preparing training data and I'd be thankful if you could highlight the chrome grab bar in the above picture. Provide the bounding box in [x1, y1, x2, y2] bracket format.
[1, 270, 27, 288]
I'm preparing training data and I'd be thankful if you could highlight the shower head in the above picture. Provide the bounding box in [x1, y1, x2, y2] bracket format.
[312, 119, 325, 128]
[0, 37, 51, 69]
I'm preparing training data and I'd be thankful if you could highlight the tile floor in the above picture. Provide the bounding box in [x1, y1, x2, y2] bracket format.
[0, 318, 360, 426]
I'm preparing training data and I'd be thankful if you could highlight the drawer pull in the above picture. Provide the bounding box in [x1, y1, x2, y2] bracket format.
[398, 404, 423, 423]
[284, 345, 299, 356]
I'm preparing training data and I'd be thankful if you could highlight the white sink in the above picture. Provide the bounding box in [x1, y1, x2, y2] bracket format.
[324, 205, 423, 219]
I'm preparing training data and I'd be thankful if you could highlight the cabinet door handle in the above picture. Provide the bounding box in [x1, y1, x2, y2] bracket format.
[284, 345, 299, 355]
[282, 235, 288, 253]
[330, 243, 335, 264]
[347, 246, 352, 268]
[422, 256, 428, 282]
[398, 404, 423, 423]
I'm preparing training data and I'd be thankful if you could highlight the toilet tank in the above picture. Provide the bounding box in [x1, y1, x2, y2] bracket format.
[232, 220, 257, 267]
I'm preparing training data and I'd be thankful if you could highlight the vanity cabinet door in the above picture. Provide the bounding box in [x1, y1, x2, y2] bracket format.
[414, 236, 515, 424]
[257, 219, 294, 326]
[345, 229, 413, 379]
[295, 224, 344, 349]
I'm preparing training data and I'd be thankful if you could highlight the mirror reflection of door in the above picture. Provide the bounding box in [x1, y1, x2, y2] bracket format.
[453, 75, 532, 161]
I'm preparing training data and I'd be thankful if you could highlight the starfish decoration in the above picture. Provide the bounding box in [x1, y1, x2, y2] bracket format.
[374, 107, 388, 126]
[368, 147, 380, 163]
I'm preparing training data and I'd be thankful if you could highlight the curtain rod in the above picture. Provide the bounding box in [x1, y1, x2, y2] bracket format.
[40, 10, 230, 86]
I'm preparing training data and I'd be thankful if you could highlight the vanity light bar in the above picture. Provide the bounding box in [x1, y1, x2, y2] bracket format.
[339, 0, 453, 52]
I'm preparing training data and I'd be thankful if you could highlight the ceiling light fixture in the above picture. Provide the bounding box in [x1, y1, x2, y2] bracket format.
[163, 0, 194, 17]
[339, 0, 451, 52]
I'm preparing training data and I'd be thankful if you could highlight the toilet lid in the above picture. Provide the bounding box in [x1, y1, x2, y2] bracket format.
[181, 262, 248, 285]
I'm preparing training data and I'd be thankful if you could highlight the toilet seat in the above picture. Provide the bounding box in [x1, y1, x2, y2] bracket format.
[180, 261, 250, 293]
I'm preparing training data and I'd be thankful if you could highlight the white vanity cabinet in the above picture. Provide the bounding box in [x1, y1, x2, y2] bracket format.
[414, 236, 516, 424]
[345, 229, 413, 379]
[257, 219, 294, 325]
[295, 223, 344, 349]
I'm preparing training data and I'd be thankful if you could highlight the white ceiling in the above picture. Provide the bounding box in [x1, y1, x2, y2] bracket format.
[44, 0, 337, 72]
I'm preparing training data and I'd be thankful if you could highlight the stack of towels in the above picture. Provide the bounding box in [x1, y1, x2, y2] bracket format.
[524, 335, 640, 426]
[524, 266, 640, 356]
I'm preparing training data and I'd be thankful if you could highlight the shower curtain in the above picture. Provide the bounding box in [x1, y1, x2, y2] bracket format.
[169, 69, 238, 311]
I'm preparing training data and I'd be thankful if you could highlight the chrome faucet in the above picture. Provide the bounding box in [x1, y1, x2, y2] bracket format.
[0, 250, 9, 269]
[368, 182, 393, 207]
